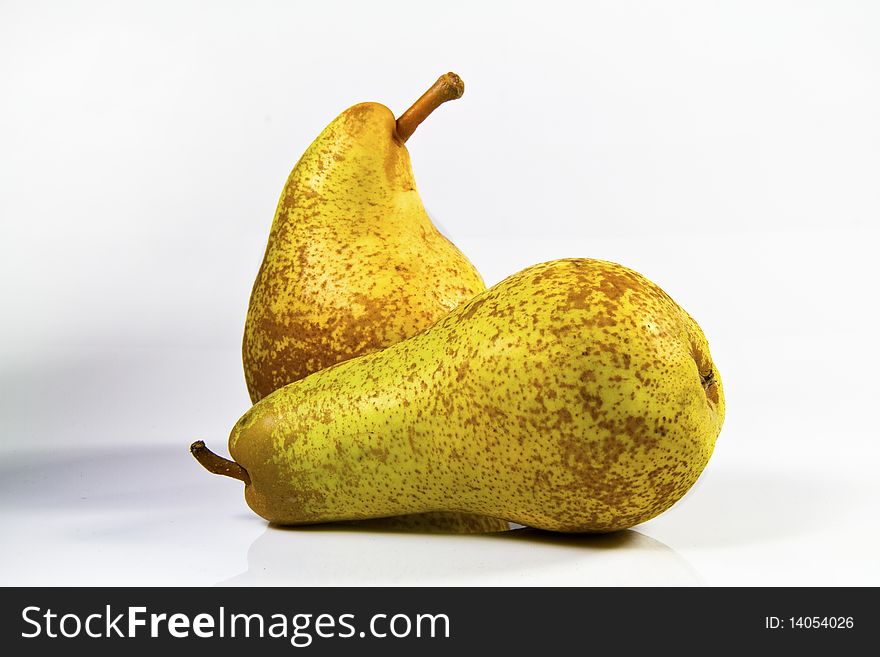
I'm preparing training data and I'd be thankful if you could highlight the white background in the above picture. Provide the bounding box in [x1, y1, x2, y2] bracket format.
[1, 0, 878, 586]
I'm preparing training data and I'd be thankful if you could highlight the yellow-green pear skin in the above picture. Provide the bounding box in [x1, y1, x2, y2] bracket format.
[229, 259, 724, 533]
[242, 101, 485, 404]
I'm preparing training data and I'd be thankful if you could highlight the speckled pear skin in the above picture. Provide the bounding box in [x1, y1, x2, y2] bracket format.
[230, 258, 724, 533]
[242, 102, 485, 403]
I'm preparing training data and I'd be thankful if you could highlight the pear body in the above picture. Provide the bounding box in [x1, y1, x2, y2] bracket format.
[230, 259, 725, 533]
[243, 102, 485, 403]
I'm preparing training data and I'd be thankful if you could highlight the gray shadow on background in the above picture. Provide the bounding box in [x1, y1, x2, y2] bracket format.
[0, 445, 208, 512]
[654, 464, 866, 549]
[0, 346, 247, 473]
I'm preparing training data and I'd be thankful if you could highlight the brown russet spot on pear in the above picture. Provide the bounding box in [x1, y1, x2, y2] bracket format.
[240, 73, 506, 533]
[194, 259, 725, 533]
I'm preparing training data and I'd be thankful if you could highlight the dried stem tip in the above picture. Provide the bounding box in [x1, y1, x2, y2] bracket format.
[190, 440, 251, 485]
[395, 72, 464, 143]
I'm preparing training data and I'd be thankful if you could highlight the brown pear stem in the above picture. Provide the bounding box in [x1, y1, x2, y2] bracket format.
[395, 72, 464, 143]
[190, 440, 251, 485]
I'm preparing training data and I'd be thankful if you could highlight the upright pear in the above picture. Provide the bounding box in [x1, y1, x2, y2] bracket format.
[195, 259, 725, 532]
[243, 73, 485, 402]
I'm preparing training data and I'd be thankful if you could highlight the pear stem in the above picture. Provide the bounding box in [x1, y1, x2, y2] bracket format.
[190, 440, 251, 485]
[395, 72, 464, 143]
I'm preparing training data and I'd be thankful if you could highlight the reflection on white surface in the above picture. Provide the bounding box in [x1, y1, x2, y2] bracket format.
[222, 525, 702, 586]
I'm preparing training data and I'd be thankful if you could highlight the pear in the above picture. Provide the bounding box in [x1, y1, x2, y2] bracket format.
[242, 72, 485, 403]
[241, 73, 504, 533]
[196, 259, 724, 532]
